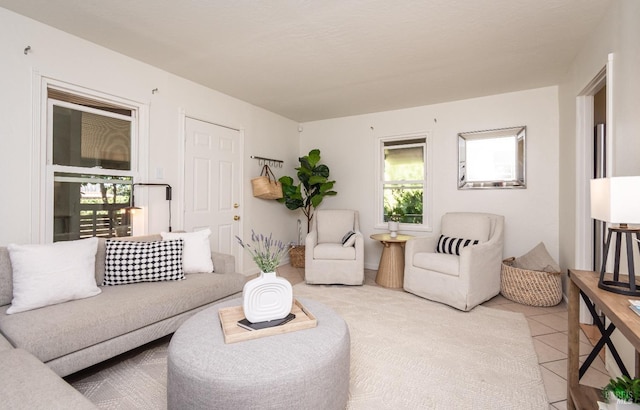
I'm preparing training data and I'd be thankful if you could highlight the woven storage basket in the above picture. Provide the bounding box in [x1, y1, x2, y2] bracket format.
[500, 257, 562, 307]
[289, 246, 305, 268]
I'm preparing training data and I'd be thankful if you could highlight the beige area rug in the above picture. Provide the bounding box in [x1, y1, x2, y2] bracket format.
[69, 283, 548, 409]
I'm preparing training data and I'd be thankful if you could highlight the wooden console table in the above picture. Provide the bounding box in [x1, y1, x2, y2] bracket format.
[568, 269, 640, 409]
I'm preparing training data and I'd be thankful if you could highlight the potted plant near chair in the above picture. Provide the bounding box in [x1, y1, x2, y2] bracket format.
[277, 149, 337, 267]
[602, 376, 640, 409]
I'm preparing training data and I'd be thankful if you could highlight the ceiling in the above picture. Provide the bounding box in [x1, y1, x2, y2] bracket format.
[0, 0, 612, 122]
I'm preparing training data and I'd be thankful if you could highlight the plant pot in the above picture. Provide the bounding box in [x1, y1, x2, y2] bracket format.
[388, 221, 399, 238]
[607, 392, 640, 409]
[242, 271, 293, 323]
[612, 401, 640, 410]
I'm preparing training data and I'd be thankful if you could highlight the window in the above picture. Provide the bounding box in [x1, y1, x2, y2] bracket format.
[46, 87, 137, 242]
[377, 134, 431, 231]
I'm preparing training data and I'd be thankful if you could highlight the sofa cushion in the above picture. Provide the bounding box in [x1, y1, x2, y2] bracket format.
[0, 349, 97, 410]
[413, 252, 459, 277]
[6, 238, 101, 314]
[441, 213, 491, 242]
[104, 239, 184, 285]
[317, 210, 355, 244]
[436, 235, 479, 255]
[161, 229, 214, 273]
[0, 332, 13, 351]
[0, 271, 246, 363]
[313, 243, 356, 260]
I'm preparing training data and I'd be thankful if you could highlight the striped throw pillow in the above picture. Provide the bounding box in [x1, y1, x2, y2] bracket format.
[436, 235, 479, 255]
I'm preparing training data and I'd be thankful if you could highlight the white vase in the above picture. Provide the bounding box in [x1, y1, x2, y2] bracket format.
[242, 271, 293, 323]
[614, 401, 640, 410]
[605, 392, 640, 410]
[388, 221, 399, 238]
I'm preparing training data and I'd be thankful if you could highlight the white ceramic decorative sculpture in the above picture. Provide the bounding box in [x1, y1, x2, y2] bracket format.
[242, 271, 293, 323]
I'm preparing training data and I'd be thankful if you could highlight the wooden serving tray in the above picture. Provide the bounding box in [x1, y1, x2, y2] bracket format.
[218, 299, 317, 344]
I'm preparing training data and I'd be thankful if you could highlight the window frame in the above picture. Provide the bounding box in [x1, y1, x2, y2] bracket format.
[375, 132, 432, 232]
[38, 79, 146, 242]
[47, 98, 136, 172]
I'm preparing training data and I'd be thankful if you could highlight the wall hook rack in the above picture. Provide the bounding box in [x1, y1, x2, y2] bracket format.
[251, 155, 283, 168]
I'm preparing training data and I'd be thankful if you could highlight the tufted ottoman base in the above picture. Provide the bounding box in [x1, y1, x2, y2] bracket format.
[167, 297, 350, 410]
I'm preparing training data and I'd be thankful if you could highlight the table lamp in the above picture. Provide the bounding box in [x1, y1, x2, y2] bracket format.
[590, 176, 640, 296]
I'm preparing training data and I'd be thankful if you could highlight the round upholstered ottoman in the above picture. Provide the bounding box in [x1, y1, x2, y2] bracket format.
[167, 297, 350, 410]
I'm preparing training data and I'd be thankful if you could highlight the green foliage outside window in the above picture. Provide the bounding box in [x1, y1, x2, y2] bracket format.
[384, 188, 423, 224]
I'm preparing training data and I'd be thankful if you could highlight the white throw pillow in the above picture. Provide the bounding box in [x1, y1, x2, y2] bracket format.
[6, 237, 101, 314]
[161, 229, 214, 273]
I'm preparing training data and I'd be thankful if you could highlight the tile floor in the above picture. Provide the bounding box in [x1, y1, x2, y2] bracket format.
[276, 264, 611, 410]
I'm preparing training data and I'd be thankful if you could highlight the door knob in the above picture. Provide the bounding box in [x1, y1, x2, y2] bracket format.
[234, 203, 239, 208]
[233, 215, 240, 221]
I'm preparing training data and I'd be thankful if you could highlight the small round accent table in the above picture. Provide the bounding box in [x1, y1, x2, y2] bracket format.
[167, 297, 350, 410]
[370, 233, 414, 289]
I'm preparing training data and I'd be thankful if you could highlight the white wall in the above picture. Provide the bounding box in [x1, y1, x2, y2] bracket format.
[0, 7, 300, 274]
[300, 87, 560, 269]
[558, 0, 640, 378]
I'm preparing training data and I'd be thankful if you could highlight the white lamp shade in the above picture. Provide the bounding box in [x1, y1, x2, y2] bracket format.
[590, 176, 640, 223]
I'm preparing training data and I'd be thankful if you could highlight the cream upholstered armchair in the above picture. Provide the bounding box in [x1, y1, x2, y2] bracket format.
[305, 209, 364, 285]
[404, 212, 504, 311]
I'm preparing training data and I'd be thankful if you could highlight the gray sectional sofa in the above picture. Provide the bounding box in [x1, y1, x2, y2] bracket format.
[0, 338, 97, 409]
[0, 234, 248, 408]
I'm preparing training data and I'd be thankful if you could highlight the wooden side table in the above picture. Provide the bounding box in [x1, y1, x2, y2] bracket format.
[370, 233, 413, 289]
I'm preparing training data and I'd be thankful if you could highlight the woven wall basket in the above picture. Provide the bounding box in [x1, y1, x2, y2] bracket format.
[251, 165, 283, 200]
[500, 257, 563, 307]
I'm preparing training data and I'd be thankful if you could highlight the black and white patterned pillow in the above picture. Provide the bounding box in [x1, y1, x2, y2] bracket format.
[341, 230, 356, 247]
[436, 235, 479, 256]
[104, 239, 184, 285]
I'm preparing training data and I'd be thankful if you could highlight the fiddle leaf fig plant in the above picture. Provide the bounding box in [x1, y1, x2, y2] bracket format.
[277, 149, 337, 232]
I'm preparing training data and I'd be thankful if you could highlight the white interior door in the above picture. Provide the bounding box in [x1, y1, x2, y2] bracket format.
[184, 118, 242, 270]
